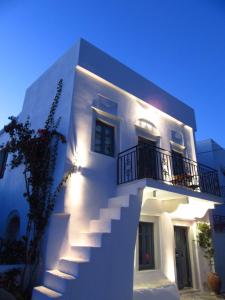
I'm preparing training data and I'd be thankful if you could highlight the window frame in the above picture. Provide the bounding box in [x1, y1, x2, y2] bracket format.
[138, 221, 155, 271]
[94, 119, 115, 157]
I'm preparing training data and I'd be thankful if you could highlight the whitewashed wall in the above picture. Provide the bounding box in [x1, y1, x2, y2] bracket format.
[65, 67, 197, 243]
[0, 42, 80, 243]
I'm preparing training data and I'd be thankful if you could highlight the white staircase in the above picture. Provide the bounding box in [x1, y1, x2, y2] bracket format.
[32, 195, 137, 300]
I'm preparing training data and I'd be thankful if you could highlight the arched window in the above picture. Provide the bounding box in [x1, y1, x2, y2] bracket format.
[5, 211, 20, 243]
[171, 130, 184, 146]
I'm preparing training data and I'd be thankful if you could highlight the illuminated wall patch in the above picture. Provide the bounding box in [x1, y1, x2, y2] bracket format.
[92, 95, 118, 116]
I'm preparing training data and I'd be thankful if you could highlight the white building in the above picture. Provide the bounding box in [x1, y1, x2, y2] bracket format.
[0, 39, 223, 300]
[197, 139, 225, 292]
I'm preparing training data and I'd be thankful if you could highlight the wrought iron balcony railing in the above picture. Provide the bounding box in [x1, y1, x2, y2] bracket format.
[117, 143, 221, 197]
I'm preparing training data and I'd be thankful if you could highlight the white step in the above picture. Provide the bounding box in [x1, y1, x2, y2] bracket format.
[32, 286, 63, 300]
[100, 207, 121, 220]
[70, 245, 91, 261]
[58, 257, 87, 276]
[108, 196, 130, 208]
[89, 219, 111, 233]
[74, 232, 102, 247]
[44, 269, 75, 293]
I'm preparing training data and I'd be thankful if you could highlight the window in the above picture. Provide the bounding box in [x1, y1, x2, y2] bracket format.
[0, 148, 7, 179]
[172, 150, 185, 176]
[94, 119, 115, 157]
[139, 222, 155, 270]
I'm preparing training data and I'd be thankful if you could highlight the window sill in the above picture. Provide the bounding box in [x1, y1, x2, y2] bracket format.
[89, 150, 117, 159]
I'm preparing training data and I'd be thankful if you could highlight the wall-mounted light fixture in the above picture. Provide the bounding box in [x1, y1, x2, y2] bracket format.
[72, 151, 82, 173]
[153, 190, 157, 198]
[72, 164, 81, 173]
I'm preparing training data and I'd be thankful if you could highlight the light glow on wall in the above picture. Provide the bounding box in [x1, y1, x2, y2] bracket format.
[65, 170, 84, 208]
[160, 212, 176, 282]
[170, 197, 214, 220]
[65, 169, 89, 244]
[65, 143, 88, 210]
[164, 251, 176, 282]
[76, 65, 192, 129]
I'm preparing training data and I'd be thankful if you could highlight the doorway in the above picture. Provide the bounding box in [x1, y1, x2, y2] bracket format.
[138, 137, 158, 180]
[171, 150, 185, 176]
[174, 226, 192, 289]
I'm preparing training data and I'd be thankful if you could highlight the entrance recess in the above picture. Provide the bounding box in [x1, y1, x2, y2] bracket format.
[174, 226, 192, 289]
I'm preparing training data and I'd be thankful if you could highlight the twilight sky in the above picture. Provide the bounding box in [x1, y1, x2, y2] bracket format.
[0, 0, 225, 146]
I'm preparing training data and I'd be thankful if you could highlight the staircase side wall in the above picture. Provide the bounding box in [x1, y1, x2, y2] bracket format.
[65, 194, 142, 300]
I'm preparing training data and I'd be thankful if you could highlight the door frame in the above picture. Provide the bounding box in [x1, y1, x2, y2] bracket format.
[174, 225, 193, 290]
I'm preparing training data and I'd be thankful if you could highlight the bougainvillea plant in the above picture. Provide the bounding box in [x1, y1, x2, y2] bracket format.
[0, 79, 72, 296]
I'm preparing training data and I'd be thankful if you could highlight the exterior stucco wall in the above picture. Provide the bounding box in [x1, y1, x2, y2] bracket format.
[0, 38, 198, 244]
[78, 39, 196, 130]
[65, 67, 197, 243]
[197, 139, 225, 292]
[0, 39, 203, 299]
[0, 130, 27, 238]
[0, 42, 80, 241]
[133, 207, 211, 293]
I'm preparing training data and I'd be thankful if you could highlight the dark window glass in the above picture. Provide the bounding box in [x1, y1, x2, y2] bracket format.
[172, 150, 184, 176]
[138, 137, 157, 179]
[139, 222, 155, 270]
[0, 149, 8, 179]
[94, 120, 115, 157]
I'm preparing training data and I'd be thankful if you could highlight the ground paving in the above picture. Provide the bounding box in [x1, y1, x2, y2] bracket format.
[180, 289, 225, 300]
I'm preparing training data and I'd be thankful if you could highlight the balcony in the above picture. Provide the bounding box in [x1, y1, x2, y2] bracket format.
[117, 143, 221, 197]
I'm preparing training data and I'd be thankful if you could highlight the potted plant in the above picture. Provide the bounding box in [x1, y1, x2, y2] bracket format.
[197, 222, 221, 294]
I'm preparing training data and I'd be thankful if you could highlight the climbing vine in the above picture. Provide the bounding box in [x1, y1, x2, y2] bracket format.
[1, 79, 73, 297]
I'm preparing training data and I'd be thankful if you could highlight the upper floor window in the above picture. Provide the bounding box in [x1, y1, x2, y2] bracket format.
[139, 222, 155, 270]
[94, 119, 115, 157]
[0, 148, 8, 179]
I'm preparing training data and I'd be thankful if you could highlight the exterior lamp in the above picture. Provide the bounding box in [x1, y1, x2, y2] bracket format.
[72, 164, 81, 173]
[153, 190, 157, 198]
[72, 151, 82, 173]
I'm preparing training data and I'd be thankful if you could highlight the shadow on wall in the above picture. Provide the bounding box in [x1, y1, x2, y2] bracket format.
[4, 210, 20, 242]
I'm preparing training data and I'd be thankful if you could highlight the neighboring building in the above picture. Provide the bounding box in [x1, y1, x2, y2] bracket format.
[197, 139, 225, 292]
[0, 39, 223, 300]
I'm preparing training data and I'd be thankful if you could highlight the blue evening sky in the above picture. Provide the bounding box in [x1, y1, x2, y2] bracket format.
[1, 0, 225, 146]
